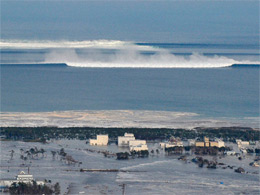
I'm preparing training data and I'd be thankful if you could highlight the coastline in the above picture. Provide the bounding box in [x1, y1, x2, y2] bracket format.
[1, 110, 259, 129]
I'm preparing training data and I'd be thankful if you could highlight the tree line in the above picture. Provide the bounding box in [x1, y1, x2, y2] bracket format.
[1, 126, 259, 142]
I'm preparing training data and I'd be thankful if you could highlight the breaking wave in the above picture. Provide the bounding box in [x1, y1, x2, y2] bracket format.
[44, 49, 259, 68]
[1, 39, 259, 68]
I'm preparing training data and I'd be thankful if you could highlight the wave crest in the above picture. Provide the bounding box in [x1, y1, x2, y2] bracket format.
[1, 39, 259, 68]
[44, 49, 256, 68]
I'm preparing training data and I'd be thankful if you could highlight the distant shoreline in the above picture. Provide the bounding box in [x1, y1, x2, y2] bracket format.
[1, 110, 258, 129]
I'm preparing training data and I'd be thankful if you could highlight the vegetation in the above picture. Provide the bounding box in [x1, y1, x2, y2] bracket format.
[191, 156, 217, 168]
[130, 150, 149, 158]
[116, 150, 149, 160]
[9, 181, 60, 195]
[116, 152, 129, 160]
[1, 126, 259, 142]
[165, 146, 183, 155]
[194, 146, 228, 155]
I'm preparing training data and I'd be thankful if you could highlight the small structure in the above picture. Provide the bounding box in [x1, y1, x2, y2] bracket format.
[89, 135, 109, 146]
[195, 137, 225, 148]
[118, 133, 135, 147]
[0, 171, 45, 191]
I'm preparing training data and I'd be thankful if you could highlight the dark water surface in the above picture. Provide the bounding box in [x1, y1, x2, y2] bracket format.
[1, 64, 259, 119]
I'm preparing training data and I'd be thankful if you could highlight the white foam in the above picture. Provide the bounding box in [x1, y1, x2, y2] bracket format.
[46, 49, 259, 68]
[1, 39, 259, 68]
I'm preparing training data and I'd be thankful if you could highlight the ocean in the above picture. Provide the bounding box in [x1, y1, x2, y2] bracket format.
[0, 41, 259, 128]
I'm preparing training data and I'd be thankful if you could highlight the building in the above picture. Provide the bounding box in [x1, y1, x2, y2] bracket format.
[160, 142, 183, 149]
[129, 140, 148, 152]
[0, 171, 45, 191]
[117, 133, 148, 152]
[195, 137, 225, 148]
[118, 133, 135, 147]
[210, 139, 225, 148]
[160, 137, 183, 149]
[89, 135, 109, 146]
[130, 144, 148, 152]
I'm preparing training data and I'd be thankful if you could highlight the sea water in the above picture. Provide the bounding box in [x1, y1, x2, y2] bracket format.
[0, 41, 259, 125]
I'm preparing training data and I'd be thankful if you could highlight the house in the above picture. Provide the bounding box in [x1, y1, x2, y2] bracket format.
[89, 135, 109, 146]
[0, 171, 45, 191]
[118, 133, 135, 147]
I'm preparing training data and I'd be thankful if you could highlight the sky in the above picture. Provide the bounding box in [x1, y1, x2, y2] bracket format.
[1, 1, 259, 44]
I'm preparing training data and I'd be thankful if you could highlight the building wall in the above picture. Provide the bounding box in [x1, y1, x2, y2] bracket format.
[97, 135, 109, 145]
[118, 136, 135, 146]
[195, 142, 205, 147]
[196, 138, 225, 148]
[89, 139, 98, 145]
[124, 133, 134, 137]
[90, 135, 108, 146]
[217, 141, 225, 148]
[130, 144, 148, 151]
[210, 142, 219, 147]
[129, 140, 146, 147]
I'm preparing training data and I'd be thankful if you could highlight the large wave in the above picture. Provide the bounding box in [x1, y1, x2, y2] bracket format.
[1, 39, 259, 68]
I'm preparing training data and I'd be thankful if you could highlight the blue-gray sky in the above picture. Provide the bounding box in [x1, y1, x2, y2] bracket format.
[1, 1, 259, 43]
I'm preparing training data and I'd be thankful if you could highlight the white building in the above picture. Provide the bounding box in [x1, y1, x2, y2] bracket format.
[129, 140, 148, 152]
[130, 144, 148, 152]
[0, 171, 45, 190]
[118, 133, 135, 147]
[89, 135, 109, 146]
